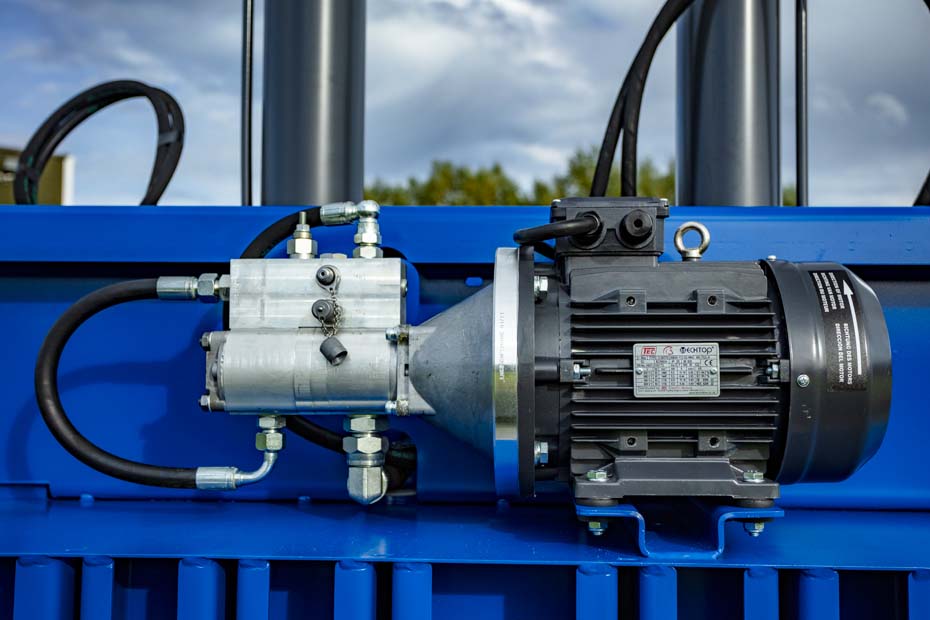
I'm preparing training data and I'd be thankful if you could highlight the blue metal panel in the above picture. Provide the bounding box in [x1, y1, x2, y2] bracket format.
[80, 556, 114, 620]
[0, 206, 926, 619]
[909, 570, 930, 620]
[392, 563, 431, 620]
[743, 567, 778, 620]
[334, 561, 376, 620]
[13, 556, 74, 620]
[797, 568, 839, 620]
[177, 558, 225, 620]
[640, 565, 677, 620]
[236, 560, 270, 620]
[575, 564, 617, 620]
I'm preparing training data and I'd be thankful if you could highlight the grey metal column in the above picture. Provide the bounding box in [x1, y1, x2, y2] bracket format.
[262, 0, 366, 205]
[676, 0, 781, 206]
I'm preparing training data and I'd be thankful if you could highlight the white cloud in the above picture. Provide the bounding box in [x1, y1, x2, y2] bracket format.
[865, 92, 909, 129]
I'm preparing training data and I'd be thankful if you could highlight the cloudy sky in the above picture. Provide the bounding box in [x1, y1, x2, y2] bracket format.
[1, 0, 928, 205]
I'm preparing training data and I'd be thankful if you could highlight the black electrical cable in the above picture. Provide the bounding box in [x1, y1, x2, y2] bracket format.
[15, 80, 184, 205]
[240, 0, 255, 206]
[35, 279, 198, 488]
[513, 216, 599, 245]
[591, 0, 695, 197]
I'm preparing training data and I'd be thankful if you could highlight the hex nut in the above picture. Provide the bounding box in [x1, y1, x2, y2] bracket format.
[200, 332, 212, 351]
[255, 430, 285, 451]
[354, 230, 382, 246]
[353, 245, 383, 259]
[196, 273, 220, 301]
[347, 466, 385, 505]
[343, 435, 388, 455]
[258, 416, 286, 430]
[344, 416, 390, 433]
[287, 237, 318, 257]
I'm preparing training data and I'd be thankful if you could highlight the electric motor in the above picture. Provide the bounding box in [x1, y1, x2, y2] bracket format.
[198, 197, 891, 513]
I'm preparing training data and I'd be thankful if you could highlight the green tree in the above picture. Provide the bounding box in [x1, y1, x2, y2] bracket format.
[782, 184, 797, 207]
[365, 146, 675, 206]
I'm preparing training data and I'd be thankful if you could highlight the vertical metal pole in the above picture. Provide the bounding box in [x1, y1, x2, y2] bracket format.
[796, 0, 809, 205]
[676, 0, 781, 206]
[262, 0, 366, 205]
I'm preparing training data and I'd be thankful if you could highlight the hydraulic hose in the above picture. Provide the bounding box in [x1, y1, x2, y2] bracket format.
[15, 80, 184, 205]
[34, 279, 198, 488]
[593, 1, 695, 196]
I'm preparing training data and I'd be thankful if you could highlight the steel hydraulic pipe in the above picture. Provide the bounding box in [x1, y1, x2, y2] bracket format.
[262, 0, 366, 205]
[676, 0, 781, 206]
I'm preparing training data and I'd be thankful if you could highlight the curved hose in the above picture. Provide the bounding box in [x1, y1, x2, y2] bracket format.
[513, 216, 600, 245]
[35, 279, 198, 488]
[15, 80, 184, 205]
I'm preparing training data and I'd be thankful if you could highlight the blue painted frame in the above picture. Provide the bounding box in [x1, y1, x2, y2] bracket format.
[0, 205, 928, 619]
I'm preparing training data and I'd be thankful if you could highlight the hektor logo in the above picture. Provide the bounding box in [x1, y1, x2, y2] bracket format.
[679, 346, 715, 354]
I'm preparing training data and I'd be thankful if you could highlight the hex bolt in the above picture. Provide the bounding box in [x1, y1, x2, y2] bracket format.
[384, 401, 397, 414]
[572, 363, 592, 381]
[743, 521, 765, 537]
[533, 275, 549, 303]
[587, 521, 607, 536]
[199, 394, 210, 411]
[796, 374, 811, 388]
[586, 470, 609, 482]
[200, 332, 212, 351]
[742, 470, 765, 483]
[766, 363, 780, 378]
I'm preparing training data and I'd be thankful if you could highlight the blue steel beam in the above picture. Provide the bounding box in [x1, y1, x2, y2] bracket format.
[0, 206, 928, 265]
[640, 566, 677, 620]
[237, 559, 271, 620]
[81, 556, 115, 619]
[177, 557, 225, 620]
[576, 564, 617, 620]
[0, 500, 928, 570]
[393, 563, 432, 620]
[743, 567, 778, 620]
[13, 556, 75, 620]
[909, 570, 930, 620]
[334, 561, 376, 620]
[797, 568, 839, 620]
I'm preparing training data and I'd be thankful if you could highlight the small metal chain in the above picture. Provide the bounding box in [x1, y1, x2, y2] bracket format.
[319, 284, 342, 337]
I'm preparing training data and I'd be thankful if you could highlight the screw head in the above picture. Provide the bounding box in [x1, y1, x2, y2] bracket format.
[796, 374, 811, 388]
[385, 327, 399, 342]
[635, 367, 644, 375]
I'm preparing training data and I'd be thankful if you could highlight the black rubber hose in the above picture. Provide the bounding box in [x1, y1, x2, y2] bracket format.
[591, 0, 694, 197]
[916, 170, 930, 206]
[34, 279, 198, 488]
[15, 80, 184, 205]
[619, 0, 695, 197]
[513, 216, 599, 245]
